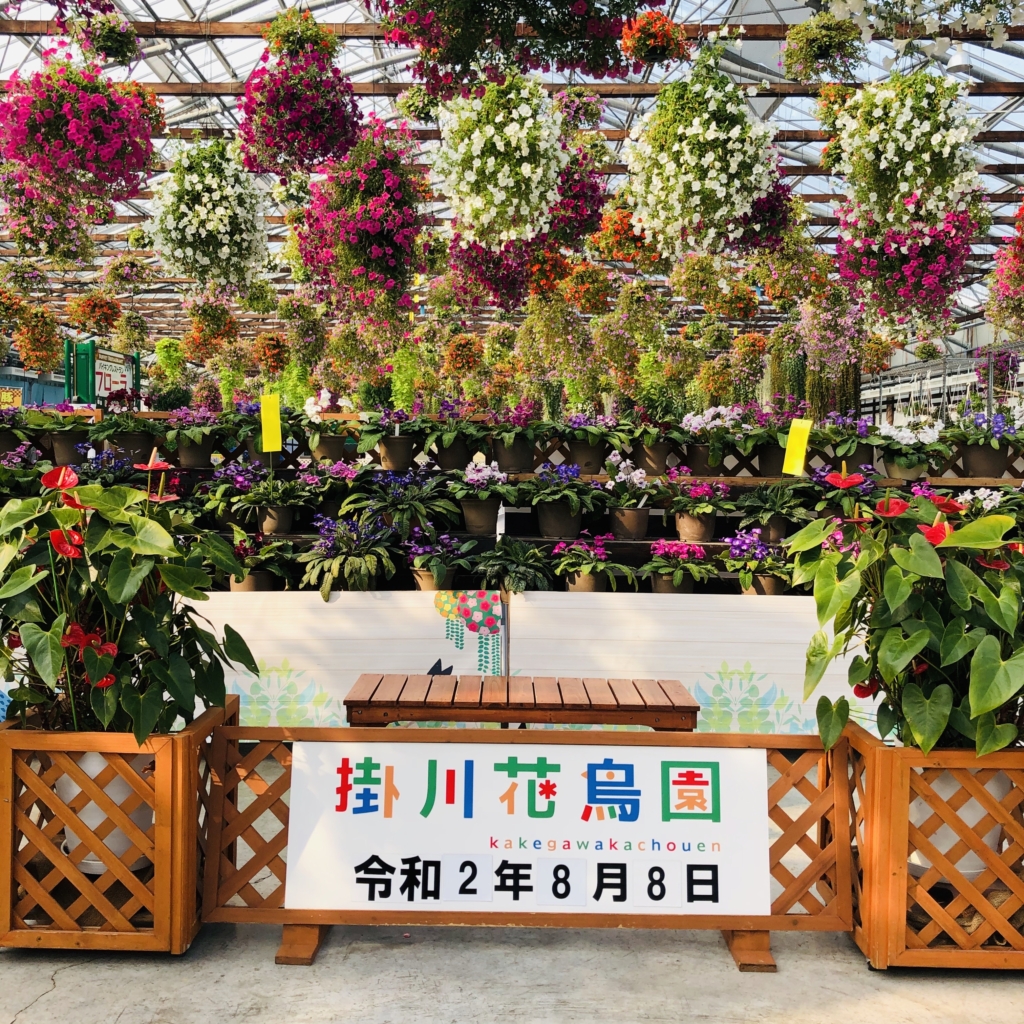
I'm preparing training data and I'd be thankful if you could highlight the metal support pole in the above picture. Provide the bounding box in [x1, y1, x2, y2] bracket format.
[988, 350, 995, 420]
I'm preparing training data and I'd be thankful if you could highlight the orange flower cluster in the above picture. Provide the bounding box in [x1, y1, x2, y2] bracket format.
[620, 12, 692, 65]
[442, 332, 484, 377]
[253, 332, 288, 374]
[14, 306, 62, 372]
[560, 261, 614, 313]
[65, 291, 122, 335]
[181, 311, 239, 364]
[703, 283, 759, 319]
[528, 248, 572, 295]
[588, 206, 667, 273]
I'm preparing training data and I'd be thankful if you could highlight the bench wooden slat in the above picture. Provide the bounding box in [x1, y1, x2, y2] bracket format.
[608, 678, 644, 708]
[482, 675, 508, 706]
[424, 675, 456, 706]
[558, 677, 590, 709]
[533, 677, 562, 710]
[633, 678, 673, 711]
[453, 675, 483, 706]
[346, 674, 382, 703]
[658, 678, 701, 711]
[398, 675, 432, 704]
[508, 676, 535, 706]
[372, 674, 410, 704]
[582, 678, 618, 711]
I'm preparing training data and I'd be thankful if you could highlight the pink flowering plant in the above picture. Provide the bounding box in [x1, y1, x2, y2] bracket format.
[677, 406, 744, 467]
[448, 461, 519, 502]
[729, 396, 810, 457]
[720, 527, 792, 591]
[665, 469, 733, 516]
[552, 531, 636, 591]
[298, 114, 423, 312]
[639, 539, 716, 587]
[423, 397, 491, 459]
[487, 399, 544, 450]
[163, 406, 221, 450]
[448, 234, 535, 310]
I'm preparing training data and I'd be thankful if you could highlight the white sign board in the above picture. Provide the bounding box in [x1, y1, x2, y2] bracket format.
[95, 354, 132, 399]
[285, 740, 771, 916]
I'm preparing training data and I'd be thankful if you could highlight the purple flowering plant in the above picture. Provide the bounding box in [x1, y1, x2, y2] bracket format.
[552, 410, 629, 450]
[945, 409, 1019, 449]
[297, 515, 396, 599]
[518, 462, 605, 516]
[357, 405, 430, 455]
[423, 397, 490, 458]
[720, 527, 792, 591]
[602, 452, 657, 508]
[200, 459, 268, 518]
[341, 468, 459, 539]
[551, 531, 635, 591]
[165, 405, 221, 450]
[0, 441, 48, 497]
[815, 408, 880, 462]
[403, 526, 477, 586]
[639, 539, 717, 587]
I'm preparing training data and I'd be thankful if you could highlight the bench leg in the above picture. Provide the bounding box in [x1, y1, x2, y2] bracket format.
[721, 929, 776, 973]
[276, 924, 331, 966]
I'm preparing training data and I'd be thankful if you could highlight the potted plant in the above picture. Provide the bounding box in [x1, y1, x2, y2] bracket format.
[219, 401, 304, 469]
[0, 406, 32, 455]
[554, 412, 629, 474]
[945, 409, 1018, 479]
[297, 516, 396, 599]
[424, 398, 491, 470]
[601, 451, 657, 540]
[88, 389, 166, 465]
[875, 419, 950, 480]
[678, 406, 744, 475]
[403, 527, 477, 590]
[639, 540, 717, 593]
[733, 397, 810, 477]
[734, 481, 816, 542]
[298, 459, 365, 520]
[666, 468, 732, 542]
[552, 532, 635, 592]
[816, 409, 880, 471]
[222, 526, 294, 592]
[517, 462, 605, 540]
[231, 476, 315, 536]
[473, 536, 555, 600]
[448, 461, 518, 535]
[357, 408, 428, 472]
[303, 388, 357, 462]
[0, 466, 258, 952]
[720, 527, 792, 595]
[0, 442, 50, 498]
[801, 462, 880, 520]
[341, 469, 460, 541]
[23, 404, 94, 466]
[487, 400, 542, 474]
[163, 406, 221, 468]
[625, 399, 687, 475]
[198, 459, 267, 528]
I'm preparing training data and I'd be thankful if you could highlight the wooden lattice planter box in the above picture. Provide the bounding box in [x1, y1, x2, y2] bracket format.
[848, 723, 1024, 969]
[0, 697, 237, 953]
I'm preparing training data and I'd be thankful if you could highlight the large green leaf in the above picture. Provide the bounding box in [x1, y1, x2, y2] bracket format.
[877, 626, 930, 684]
[936, 515, 1015, 550]
[883, 564, 915, 614]
[945, 560, 978, 611]
[848, 654, 872, 685]
[816, 695, 849, 752]
[157, 564, 211, 600]
[891, 533, 945, 579]
[975, 712, 1018, 757]
[200, 533, 245, 578]
[197, 657, 225, 706]
[223, 623, 259, 676]
[90, 678, 120, 728]
[902, 682, 953, 754]
[120, 682, 165, 744]
[948, 696, 977, 740]
[72, 485, 146, 523]
[122, 515, 179, 558]
[969, 635, 1024, 716]
[854, 535, 885, 572]
[877, 702, 898, 740]
[0, 565, 46, 600]
[0, 498, 42, 536]
[939, 617, 985, 667]
[978, 584, 1020, 634]
[786, 518, 839, 554]
[82, 647, 113, 687]
[164, 653, 196, 709]
[19, 614, 66, 688]
[106, 548, 154, 605]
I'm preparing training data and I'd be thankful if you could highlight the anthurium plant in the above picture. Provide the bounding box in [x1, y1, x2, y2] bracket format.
[789, 497, 1023, 756]
[0, 466, 258, 741]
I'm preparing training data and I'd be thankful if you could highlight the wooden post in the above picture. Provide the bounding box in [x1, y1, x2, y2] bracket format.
[721, 929, 776, 972]
[276, 923, 331, 966]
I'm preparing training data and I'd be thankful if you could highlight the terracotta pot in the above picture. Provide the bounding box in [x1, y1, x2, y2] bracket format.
[756, 446, 786, 477]
[230, 570, 276, 592]
[765, 515, 791, 543]
[675, 511, 715, 542]
[537, 501, 582, 540]
[176, 435, 215, 469]
[412, 567, 456, 591]
[633, 442, 672, 476]
[651, 573, 694, 594]
[741, 575, 789, 596]
[566, 438, 607, 475]
[378, 435, 417, 471]
[47, 430, 89, 465]
[609, 506, 649, 541]
[493, 436, 535, 474]
[461, 497, 501, 536]
[961, 444, 1011, 479]
[566, 570, 607, 593]
[312, 434, 353, 462]
[245, 438, 283, 469]
[883, 459, 928, 481]
[683, 443, 725, 477]
[0, 429, 21, 455]
[107, 432, 160, 464]
[257, 506, 293, 535]
[433, 438, 472, 471]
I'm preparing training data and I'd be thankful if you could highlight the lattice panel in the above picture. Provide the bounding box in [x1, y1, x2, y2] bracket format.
[905, 767, 1024, 951]
[848, 742, 869, 933]
[10, 750, 160, 937]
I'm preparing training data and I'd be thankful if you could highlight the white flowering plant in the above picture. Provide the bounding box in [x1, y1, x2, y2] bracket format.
[827, 0, 1020, 49]
[150, 138, 267, 293]
[623, 37, 780, 257]
[447, 462, 519, 502]
[602, 452, 656, 508]
[875, 419, 951, 469]
[433, 72, 569, 249]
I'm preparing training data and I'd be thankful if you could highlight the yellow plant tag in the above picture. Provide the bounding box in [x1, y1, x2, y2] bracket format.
[260, 393, 282, 453]
[782, 418, 813, 476]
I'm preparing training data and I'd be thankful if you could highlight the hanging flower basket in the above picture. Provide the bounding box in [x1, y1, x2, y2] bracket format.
[66, 290, 121, 336]
[14, 305, 63, 372]
[620, 11, 692, 65]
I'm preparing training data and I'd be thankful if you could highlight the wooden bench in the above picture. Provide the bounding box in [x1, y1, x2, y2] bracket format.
[344, 674, 700, 731]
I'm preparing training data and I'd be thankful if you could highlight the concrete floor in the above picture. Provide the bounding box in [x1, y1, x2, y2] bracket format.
[2, 925, 1022, 1024]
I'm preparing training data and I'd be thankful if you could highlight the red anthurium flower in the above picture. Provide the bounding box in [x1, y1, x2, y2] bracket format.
[929, 495, 966, 514]
[7, 632, 22, 650]
[61, 492, 92, 511]
[918, 521, 954, 545]
[49, 529, 82, 559]
[134, 460, 174, 472]
[92, 674, 116, 689]
[853, 678, 880, 699]
[977, 557, 1011, 571]
[65, 529, 83, 546]
[1009, 542, 1024, 556]
[874, 497, 910, 517]
[61, 622, 86, 649]
[147, 493, 179, 503]
[40, 466, 79, 490]
[912, 660, 929, 676]
[824, 471, 866, 489]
